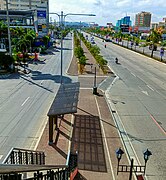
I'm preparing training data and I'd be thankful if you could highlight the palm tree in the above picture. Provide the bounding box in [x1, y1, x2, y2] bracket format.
[0, 21, 7, 36]
[11, 27, 36, 72]
[12, 27, 35, 53]
[25, 29, 36, 53]
[126, 34, 132, 48]
[147, 30, 161, 57]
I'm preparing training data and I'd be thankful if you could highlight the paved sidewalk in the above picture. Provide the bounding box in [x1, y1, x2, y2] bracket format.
[36, 41, 130, 179]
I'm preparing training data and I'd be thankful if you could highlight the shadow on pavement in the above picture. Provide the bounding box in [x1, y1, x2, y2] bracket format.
[71, 114, 107, 172]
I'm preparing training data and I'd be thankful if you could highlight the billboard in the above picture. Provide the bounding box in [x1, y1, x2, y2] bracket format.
[37, 10, 47, 36]
[120, 24, 129, 33]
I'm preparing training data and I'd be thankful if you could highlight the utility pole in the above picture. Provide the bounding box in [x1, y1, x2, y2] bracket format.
[60, 11, 63, 84]
[5, 0, 12, 57]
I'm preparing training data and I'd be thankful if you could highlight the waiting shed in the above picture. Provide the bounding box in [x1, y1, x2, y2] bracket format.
[47, 82, 80, 144]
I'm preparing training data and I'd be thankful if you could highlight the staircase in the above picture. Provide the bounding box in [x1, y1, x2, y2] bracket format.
[3, 148, 45, 165]
[0, 148, 78, 180]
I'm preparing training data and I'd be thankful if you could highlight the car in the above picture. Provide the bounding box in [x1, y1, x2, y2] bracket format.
[105, 38, 112, 42]
[91, 41, 95, 44]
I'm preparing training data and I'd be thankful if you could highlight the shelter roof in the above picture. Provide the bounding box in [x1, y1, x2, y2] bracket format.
[47, 82, 80, 116]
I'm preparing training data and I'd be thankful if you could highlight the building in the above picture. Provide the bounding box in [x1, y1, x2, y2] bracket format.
[0, 0, 49, 37]
[135, 11, 151, 27]
[151, 23, 158, 30]
[115, 16, 132, 33]
[116, 16, 131, 27]
[135, 11, 151, 32]
[0, 0, 47, 10]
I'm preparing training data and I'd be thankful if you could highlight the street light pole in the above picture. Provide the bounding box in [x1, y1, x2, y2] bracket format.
[129, 159, 134, 180]
[5, 0, 12, 57]
[116, 148, 152, 180]
[49, 12, 96, 84]
[60, 11, 63, 84]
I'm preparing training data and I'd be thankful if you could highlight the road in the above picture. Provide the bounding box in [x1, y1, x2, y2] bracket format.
[90, 35, 166, 180]
[0, 34, 77, 162]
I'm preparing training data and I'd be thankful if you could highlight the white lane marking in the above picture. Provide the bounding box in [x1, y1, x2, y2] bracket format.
[95, 96, 115, 180]
[147, 85, 154, 91]
[0, 155, 3, 159]
[142, 91, 149, 96]
[139, 86, 149, 96]
[21, 97, 30, 106]
[131, 72, 136, 77]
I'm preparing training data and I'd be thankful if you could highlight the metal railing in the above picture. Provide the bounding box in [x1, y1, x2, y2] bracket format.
[0, 165, 69, 180]
[2, 148, 45, 165]
[0, 148, 78, 179]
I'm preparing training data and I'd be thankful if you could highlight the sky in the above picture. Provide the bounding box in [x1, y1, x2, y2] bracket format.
[49, 0, 166, 26]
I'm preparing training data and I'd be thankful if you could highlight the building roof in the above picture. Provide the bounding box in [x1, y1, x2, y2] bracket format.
[0, 10, 34, 19]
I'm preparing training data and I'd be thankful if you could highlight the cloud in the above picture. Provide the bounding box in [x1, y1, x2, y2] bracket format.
[93, 0, 102, 6]
[49, 0, 166, 25]
[116, 0, 132, 7]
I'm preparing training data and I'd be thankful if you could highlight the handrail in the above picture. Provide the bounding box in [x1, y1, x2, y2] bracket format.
[2, 148, 45, 165]
[0, 164, 69, 180]
[0, 150, 78, 179]
[0, 164, 68, 174]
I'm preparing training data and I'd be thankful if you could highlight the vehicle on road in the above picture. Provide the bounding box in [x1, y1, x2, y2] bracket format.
[105, 38, 112, 42]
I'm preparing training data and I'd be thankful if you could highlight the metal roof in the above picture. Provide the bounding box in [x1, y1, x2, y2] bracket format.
[47, 82, 80, 116]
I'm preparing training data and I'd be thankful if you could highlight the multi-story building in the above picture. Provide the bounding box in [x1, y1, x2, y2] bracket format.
[0, 0, 49, 37]
[116, 16, 131, 27]
[115, 16, 132, 33]
[135, 11, 151, 32]
[0, 0, 47, 10]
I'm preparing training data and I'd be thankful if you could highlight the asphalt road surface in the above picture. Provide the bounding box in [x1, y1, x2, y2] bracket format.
[90, 35, 166, 180]
[0, 34, 77, 162]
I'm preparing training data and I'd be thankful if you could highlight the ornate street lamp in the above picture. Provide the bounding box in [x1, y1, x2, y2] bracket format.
[115, 147, 152, 180]
[143, 149, 152, 174]
[115, 147, 124, 175]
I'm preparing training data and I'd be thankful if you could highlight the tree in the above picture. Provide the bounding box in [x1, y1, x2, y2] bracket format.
[74, 46, 84, 59]
[147, 30, 161, 57]
[25, 29, 36, 52]
[0, 21, 7, 37]
[42, 35, 50, 48]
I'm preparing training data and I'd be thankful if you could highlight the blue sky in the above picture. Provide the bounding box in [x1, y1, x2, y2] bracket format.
[49, 0, 166, 26]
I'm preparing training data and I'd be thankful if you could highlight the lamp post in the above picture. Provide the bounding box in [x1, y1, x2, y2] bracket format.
[93, 66, 98, 95]
[143, 149, 152, 175]
[116, 147, 124, 175]
[50, 12, 95, 84]
[5, 0, 12, 57]
[115, 147, 152, 180]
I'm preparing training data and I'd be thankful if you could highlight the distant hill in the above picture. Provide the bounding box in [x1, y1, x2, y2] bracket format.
[64, 22, 89, 27]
